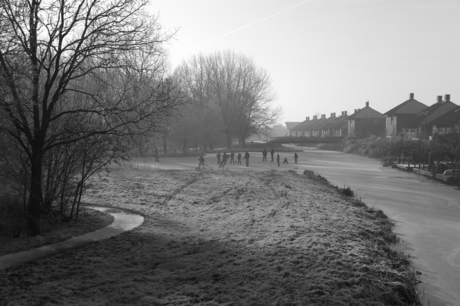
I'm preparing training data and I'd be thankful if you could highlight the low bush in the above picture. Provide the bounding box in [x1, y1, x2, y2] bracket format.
[0, 188, 26, 238]
[341, 186, 354, 197]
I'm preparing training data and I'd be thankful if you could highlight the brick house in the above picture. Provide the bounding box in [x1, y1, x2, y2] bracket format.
[329, 111, 349, 137]
[347, 102, 385, 138]
[384, 93, 427, 139]
[309, 114, 328, 137]
[318, 113, 339, 137]
[291, 116, 316, 137]
[416, 95, 458, 139]
[430, 105, 460, 135]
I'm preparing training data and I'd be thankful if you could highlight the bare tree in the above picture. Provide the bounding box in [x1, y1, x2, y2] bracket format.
[175, 50, 280, 149]
[229, 56, 281, 146]
[174, 55, 224, 151]
[0, 0, 178, 235]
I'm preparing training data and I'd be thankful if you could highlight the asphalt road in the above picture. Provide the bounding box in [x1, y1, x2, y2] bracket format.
[131, 147, 460, 306]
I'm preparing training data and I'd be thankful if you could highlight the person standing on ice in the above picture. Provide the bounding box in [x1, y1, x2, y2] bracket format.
[270, 148, 275, 162]
[294, 153, 298, 163]
[243, 151, 250, 167]
[219, 152, 229, 168]
[277, 154, 280, 167]
[237, 152, 242, 164]
[230, 151, 235, 164]
[217, 152, 221, 165]
[262, 148, 267, 161]
[283, 157, 288, 164]
[198, 154, 205, 169]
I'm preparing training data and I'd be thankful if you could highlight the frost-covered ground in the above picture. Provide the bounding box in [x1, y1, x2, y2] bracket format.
[0, 166, 419, 305]
[0, 208, 113, 256]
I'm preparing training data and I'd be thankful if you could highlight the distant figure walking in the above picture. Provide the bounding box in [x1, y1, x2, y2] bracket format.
[262, 148, 267, 161]
[277, 154, 280, 167]
[243, 151, 250, 167]
[198, 154, 205, 169]
[270, 148, 275, 162]
[294, 153, 298, 163]
[237, 153, 242, 164]
[217, 152, 221, 165]
[219, 152, 229, 168]
[283, 157, 288, 164]
[154, 147, 159, 162]
[230, 152, 235, 164]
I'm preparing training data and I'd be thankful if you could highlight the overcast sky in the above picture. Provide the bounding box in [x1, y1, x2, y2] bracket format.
[149, 0, 460, 124]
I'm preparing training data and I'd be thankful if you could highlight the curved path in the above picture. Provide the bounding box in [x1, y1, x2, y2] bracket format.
[0, 205, 144, 270]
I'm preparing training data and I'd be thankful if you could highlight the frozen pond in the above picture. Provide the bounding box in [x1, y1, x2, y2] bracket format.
[129, 147, 460, 306]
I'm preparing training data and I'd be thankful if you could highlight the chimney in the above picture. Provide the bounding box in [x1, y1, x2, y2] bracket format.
[344, 111, 347, 115]
[410, 93, 414, 99]
[354, 109, 358, 113]
[445, 94, 451, 102]
[330, 113, 334, 118]
[306, 116, 310, 121]
[313, 115, 317, 120]
[321, 114, 325, 119]
[437, 95, 443, 103]
[365, 101, 369, 107]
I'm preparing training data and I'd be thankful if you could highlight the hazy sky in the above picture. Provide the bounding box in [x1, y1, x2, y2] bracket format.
[149, 0, 460, 123]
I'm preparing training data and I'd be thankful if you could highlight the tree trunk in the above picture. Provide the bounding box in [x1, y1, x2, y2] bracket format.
[28, 153, 43, 236]
[241, 137, 246, 148]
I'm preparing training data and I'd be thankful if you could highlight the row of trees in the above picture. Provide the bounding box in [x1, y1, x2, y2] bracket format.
[0, 1, 281, 235]
[167, 51, 282, 152]
[0, 0, 182, 235]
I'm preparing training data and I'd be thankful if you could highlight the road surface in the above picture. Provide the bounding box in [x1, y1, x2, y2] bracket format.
[130, 147, 460, 306]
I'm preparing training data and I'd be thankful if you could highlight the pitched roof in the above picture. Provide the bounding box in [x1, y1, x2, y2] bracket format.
[292, 117, 320, 132]
[329, 114, 349, 130]
[304, 117, 327, 131]
[285, 122, 301, 130]
[318, 116, 339, 131]
[347, 105, 385, 120]
[416, 101, 458, 125]
[429, 105, 460, 126]
[385, 98, 427, 116]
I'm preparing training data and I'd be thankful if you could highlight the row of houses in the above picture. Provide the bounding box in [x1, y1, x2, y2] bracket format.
[286, 93, 460, 140]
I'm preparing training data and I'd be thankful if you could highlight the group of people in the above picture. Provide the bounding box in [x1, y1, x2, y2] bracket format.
[216, 151, 251, 167]
[261, 148, 298, 166]
[210, 149, 299, 169]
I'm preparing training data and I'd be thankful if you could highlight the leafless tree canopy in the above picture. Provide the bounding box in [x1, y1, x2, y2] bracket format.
[0, 0, 180, 235]
[173, 50, 282, 150]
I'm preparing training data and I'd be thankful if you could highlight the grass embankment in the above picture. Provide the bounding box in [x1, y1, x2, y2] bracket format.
[0, 167, 420, 305]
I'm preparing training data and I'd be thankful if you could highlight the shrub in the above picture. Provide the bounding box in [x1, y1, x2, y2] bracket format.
[341, 186, 354, 197]
[0, 188, 26, 238]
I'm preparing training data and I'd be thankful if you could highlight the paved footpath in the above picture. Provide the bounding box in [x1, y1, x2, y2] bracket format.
[0, 205, 144, 270]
